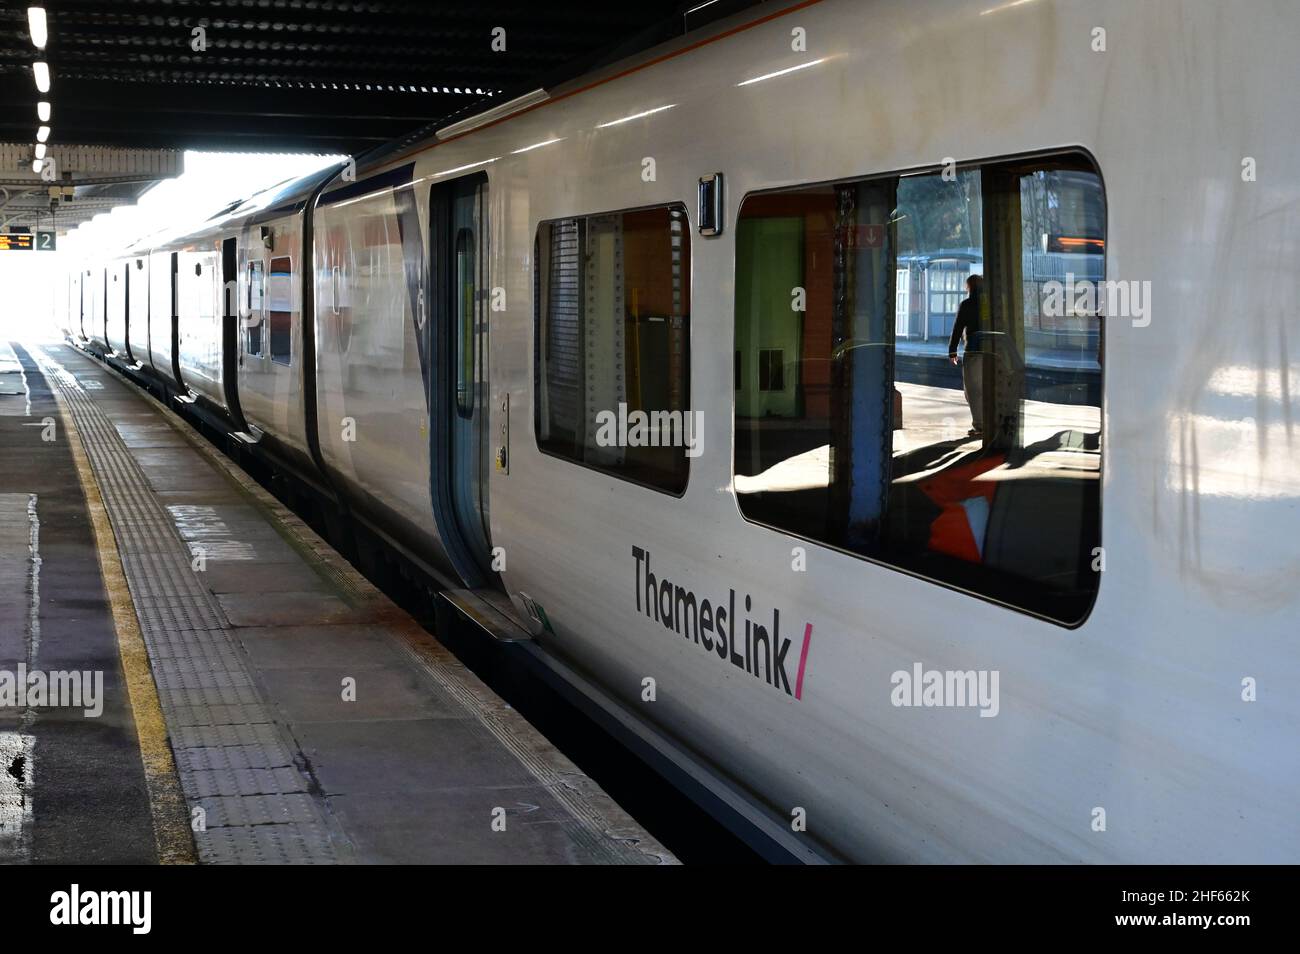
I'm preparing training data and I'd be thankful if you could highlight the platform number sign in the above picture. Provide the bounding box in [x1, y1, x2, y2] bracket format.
[36, 230, 56, 251]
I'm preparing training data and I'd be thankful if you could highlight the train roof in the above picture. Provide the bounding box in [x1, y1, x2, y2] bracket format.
[122, 160, 345, 256]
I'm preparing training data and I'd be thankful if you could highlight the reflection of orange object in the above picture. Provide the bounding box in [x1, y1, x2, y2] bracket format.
[1048, 235, 1105, 252]
[919, 454, 1004, 563]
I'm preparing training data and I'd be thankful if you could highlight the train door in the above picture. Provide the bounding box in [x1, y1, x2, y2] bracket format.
[428, 173, 496, 586]
[220, 236, 251, 434]
[96, 267, 107, 349]
[121, 262, 132, 360]
[71, 271, 82, 340]
[84, 270, 93, 341]
[169, 252, 185, 390]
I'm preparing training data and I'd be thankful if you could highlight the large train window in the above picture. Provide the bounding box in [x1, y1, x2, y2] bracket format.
[534, 203, 691, 494]
[733, 153, 1104, 624]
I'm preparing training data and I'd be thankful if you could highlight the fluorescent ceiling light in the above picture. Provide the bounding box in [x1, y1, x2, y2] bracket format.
[37, 101, 50, 121]
[33, 60, 50, 93]
[595, 104, 676, 129]
[737, 59, 828, 87]
[27, 7, 47, 49]
[34, 143, 46, 159]
[32, 159, 42, 174]
[36, 125, 49, 142]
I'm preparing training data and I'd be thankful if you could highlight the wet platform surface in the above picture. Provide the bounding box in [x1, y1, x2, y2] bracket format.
[0, 342, 157, 863]
[0, 338, 673, 864]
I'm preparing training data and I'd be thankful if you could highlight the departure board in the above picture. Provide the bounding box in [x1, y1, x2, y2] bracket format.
[0, 232, 34, 251]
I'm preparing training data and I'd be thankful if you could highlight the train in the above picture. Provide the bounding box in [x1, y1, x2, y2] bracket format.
[56, 0, 1300, 863]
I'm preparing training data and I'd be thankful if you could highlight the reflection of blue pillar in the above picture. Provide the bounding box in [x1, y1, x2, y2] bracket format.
[847, 324, 888, 540]
[835, 183, 895, 551]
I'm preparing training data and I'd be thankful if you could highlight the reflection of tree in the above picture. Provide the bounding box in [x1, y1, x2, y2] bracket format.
[1021, 173, 1043, 257]
[1021, 170, 1105, 251]
[895, 172, 982, 255]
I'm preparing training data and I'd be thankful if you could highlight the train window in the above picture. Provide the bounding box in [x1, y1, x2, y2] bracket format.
[268, 256, 293, 366]
[733, 154, 1104, 624]
[170, 253, 178, 319]
[534, 204, 691, 494]
[245, 260, 265, 358]
[455, 227, 475, 416]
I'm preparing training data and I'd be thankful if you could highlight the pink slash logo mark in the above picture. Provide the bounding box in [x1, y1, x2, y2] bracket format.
[795, 623, 813, 700]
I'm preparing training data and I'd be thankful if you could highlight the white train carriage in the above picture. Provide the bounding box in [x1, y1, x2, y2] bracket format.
[67, 0, 1300, 864]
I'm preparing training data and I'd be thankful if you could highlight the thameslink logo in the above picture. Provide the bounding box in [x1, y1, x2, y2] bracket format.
[50, 884, 151, 934]
[890, 663, 1000, 718]
[596, 403, 704, 458]
[0, 664, 103, 717]
[633, 545, 813, 699]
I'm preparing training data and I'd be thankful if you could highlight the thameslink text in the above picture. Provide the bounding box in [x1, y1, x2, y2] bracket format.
[633, 545, 808, 697]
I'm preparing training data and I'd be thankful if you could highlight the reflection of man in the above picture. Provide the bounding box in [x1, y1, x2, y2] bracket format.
[947, 274, 984, 437]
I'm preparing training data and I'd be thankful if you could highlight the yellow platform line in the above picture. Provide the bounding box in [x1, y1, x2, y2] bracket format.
[50, 382, 196, 865]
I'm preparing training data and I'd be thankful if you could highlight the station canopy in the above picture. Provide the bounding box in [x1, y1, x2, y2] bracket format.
[0, 0, 762, 232]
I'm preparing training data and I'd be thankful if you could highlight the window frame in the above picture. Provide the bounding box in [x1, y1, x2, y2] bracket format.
[532, 200, 693, 498]
[267, 254, 294, 367]
[454, 226, 477, 418]
[244, 258, 267, 359]
[728, 148, 1106, 629]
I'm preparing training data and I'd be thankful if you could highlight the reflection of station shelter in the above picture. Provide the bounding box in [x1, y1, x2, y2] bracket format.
[894, 249, 982, 348]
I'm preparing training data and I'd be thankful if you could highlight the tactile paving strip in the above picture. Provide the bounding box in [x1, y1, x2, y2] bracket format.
[36, 350, 344, 864]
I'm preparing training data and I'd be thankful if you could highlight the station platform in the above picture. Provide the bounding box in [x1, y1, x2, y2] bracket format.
[0, 338, 674, 865]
